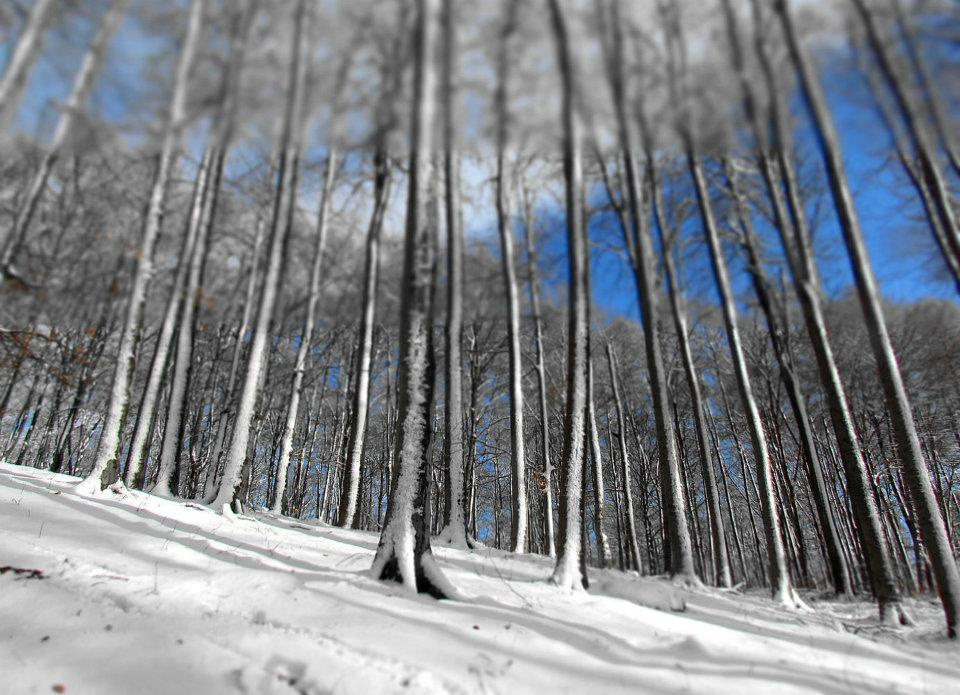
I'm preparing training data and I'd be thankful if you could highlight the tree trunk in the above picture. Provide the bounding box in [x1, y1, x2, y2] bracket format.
[125, 150, 212, 489]
[724, 159, 851, 596]
[547, 0, 589, 591]
[272, 151, 336, 512]
[605, 342, 642, 573]
[337, 156, 390, 526]
[521, 185, 556, 558]
[586, 359, 611, 568]
[493, 0, 528, 553]
[370, 0, 452, 598]
[438, 0, 468, 546]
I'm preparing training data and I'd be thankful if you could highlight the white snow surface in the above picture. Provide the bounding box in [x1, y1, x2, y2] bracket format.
[1, 462, 957, 694]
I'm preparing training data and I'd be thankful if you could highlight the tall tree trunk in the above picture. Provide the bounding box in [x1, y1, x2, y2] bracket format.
[548, 0, 589, 591]
[77, 0, 205, 494]
[337, 156, 390, 526]
[370, 0, 453, 598]
[271, 151, 336, 513]
[724, 160, 851, 596]
[155, 3, 255, 498]
[125, 150, 212, 488]
[724, 0, 908, 623]
[777, 0, 960, 637]
[438, 0, 468, 546]
[493, 0, 528, 553]
[586, 359, 611, 567]
[522, 185, 556, 558]
[638, 116, 731, 586]
[606, 342, 642, 573]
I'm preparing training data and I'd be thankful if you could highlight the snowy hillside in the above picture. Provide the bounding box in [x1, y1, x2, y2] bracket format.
[1, 462, 956, 695]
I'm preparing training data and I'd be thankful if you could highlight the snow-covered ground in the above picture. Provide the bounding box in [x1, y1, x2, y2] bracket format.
[1, 462, 956, 694]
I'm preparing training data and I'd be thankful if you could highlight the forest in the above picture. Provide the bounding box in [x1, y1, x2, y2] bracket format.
[1, 0, 959, 692]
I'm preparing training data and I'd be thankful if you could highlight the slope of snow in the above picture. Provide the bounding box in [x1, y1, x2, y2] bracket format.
[1, 462, 956, 694]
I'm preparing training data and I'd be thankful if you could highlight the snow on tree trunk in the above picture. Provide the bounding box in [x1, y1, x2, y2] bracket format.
[76, 0, 204, 495]
[725, 158, 850, 595]
[1, 0, 129, 276]
[586, 360, 611, 568]
[152, 146, 220, 497]
[337, 155, 389, 527]
[492, 0, 527, 554]
[155, 2, 254, 500]
[370, 0, 456, 599]
[437, 0, 468, 549]
[605, 343, 642, 574]
[777, 0, 960, 637]
[272, 150, 336, 513]
[202, 213, 266, 499]
[521, 185, 555, 559]
[213, 0, 310, 513]
[640, 131, 731, 587]
[125, 149, 212, 489]
[548, 0, 589, 592]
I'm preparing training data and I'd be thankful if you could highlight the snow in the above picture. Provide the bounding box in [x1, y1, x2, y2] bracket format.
[2, 462, 958, 694]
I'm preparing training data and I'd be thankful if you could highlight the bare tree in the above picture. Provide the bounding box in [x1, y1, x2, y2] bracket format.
[437, 0, 469, 547]
[548, 0, 589, 591]
[370, 0, 454, 598]
[776, 0, 960, 637]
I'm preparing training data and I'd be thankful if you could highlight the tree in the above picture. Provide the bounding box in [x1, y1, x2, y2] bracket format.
[370, 0, 455, 598]
[0, 0, 56, 132]
[493, 0, 528, 553]
[548, 0, 589, 592]
[437, 0, 469, 547]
